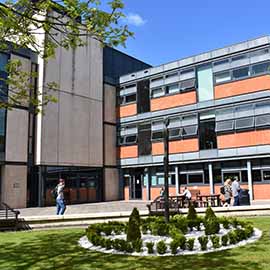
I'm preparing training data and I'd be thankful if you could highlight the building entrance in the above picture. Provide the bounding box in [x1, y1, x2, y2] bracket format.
[130, 175, 142, 199]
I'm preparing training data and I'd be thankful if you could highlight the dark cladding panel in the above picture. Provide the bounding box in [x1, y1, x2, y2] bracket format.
[138, 123, 152, 156]
[137, 79, 150, 114]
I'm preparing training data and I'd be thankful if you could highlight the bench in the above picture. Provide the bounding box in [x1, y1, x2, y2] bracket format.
[0, 202, 20, 231]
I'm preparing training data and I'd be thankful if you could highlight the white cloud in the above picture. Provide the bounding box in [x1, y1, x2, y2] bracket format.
[124, 13, 147, 27]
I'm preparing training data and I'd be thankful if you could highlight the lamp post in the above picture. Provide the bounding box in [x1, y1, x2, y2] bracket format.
[163, 118, 170, 223]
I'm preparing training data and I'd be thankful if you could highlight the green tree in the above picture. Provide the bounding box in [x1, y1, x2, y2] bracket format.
[0, 0, 133, 110]
[126, 207, 141, 242]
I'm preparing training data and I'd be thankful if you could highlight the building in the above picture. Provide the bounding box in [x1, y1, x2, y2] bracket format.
[118, 36, 270, 202]
[0, 41, 150, 208]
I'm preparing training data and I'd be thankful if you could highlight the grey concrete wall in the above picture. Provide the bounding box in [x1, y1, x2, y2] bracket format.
[104, 168, 119, 201]
[104, 124, 117, 166]
[5, 109, 29, 162]
[104, 84, 116, 124]
[1, 165, 27, 208]
[38, 35, 103, 167]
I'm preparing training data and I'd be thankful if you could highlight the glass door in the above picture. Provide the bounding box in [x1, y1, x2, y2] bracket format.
[130, 175, 142, 199]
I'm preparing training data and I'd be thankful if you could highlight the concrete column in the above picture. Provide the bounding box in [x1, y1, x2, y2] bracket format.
[247, 160, 254, 201]
[208, 163, 214, 194]
[175, 166, 179, 195]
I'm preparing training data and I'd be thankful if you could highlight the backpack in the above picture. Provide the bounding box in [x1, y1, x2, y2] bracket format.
[51, 186, 58, 199]
[220, 186, 225, 195]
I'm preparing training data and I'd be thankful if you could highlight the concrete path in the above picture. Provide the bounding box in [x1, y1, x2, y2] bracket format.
[18, 200, 150, 218]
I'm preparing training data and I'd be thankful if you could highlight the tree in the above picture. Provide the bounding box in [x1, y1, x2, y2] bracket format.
[0, 0, 133, 111]
[126, 208, 141, 242]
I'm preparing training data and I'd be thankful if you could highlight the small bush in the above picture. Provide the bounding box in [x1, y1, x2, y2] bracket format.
[141, 223, 150, 234]
[221, 234, 229, 246]
[170, 239, 179, 255]
[133, 239, 143, 253]
[171, 215, 188, 234]
[112, 239, 122, 250]
[244, 225, 254, 238]
[187, 204, 198, 230]
[119, 239, 127, 252]
[126, 242, 134, 253]
[186, 238, 195, 251]
[177, 235, 186, 250]
[210, 235, 220, 249]
[100, 237, 107, 248]
[230, 217, 240, 228]
[105, 239, 112, 250]
[127, 208, 141, 242]
[204, 207, 220, 235]
[146, 242, 154, 254]
[198, 236, 208, 251]
[196, 216, 203, 231]
[228, 231, 237, 245]
[157, 241, 167, 255]
[103, 225, 113, 236]
[151, 221, 170, 236]
[235, 228, 246, 242]
[219, 217, 230, 229]
[205, 207, 217, 221]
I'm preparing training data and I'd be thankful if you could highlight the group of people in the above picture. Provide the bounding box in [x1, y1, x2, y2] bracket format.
[221, 178, 241, 207]
[159, 177, 242, 207]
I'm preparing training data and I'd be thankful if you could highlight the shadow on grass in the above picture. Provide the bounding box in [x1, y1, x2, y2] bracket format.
[0, 228, 268, 270]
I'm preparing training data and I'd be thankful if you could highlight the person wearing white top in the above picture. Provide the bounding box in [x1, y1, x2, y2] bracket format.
[180, 186, 192, 200]
[56, 178, 66, 215]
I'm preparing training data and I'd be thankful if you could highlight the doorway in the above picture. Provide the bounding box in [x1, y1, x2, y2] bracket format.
[130, 175, 142, 199]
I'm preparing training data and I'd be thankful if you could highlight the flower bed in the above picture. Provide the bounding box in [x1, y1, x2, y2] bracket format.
[79, 207, 262, 256]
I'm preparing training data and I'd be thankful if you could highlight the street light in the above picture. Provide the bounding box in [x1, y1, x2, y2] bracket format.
[163, 118, 170, 223]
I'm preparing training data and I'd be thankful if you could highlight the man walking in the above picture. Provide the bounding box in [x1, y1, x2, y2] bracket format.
[232, 178, 241, 206]
[56, 178, 66, 215]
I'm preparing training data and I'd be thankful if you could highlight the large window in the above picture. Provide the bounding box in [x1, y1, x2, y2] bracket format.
[252, 62, 270, 75]
[214, 71, 231, 84]
[232, 66, 249, 79]
[199, 118, 217, 150]
[197, 64, 214, 101]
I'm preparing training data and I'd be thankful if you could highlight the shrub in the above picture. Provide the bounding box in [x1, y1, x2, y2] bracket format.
[228, 231, 237, 245]
[221, 234, 229, 246]
[244, 225, 254, 238]
[127, 208, 141, 242]
[170, 240, 179, 255]
[198, 236, 208, 251]
[105, 239, 112, 250]
[230, 217, 240, 228]
[186, 238, 195, 251]
[171, 215, 188, 234]
[126, 242, 134, 253]
[103, 225, 113, 236]
[141, 223, 150, 234]
[151, 221, 170, 236]
[100, 237, 107, 248]
[177, 234, 187, 250]
[157, 240, 167, 255]
[204, 207, 220, 235]
[210, 235, 220, 249]
[235, 228, 246, 242]
[196, 216, 203, 231]
[112, 239, 122, 250]
[119, 239, 128, 252]
[219, 217, 230, 229]
[133, 239, 143, 253]
[146, 242, 154, 254]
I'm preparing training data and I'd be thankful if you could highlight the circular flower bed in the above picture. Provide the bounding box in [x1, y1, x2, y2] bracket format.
[79, 206, 262, 256]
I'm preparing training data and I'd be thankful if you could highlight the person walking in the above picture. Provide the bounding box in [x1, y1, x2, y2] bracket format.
[232, 178, 241, 206]
[223, 178, 232, 207]
[56, 178, 66, 215]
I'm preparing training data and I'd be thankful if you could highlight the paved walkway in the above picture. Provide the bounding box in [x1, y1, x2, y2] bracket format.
[19, 200, 150, 217]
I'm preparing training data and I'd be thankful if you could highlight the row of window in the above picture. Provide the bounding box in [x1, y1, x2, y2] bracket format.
[216, 114, 270, 133]
[214, 61, 270, 84]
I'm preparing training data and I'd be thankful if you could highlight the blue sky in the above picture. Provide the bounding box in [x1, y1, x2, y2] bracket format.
[118, 0, 270, 66]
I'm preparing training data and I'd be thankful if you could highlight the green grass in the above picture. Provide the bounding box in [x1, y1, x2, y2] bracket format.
[0, 217, 270, 270]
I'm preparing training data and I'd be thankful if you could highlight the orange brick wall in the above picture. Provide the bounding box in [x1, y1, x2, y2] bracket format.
[124, 186, 129, 200]
[152, 139, 199, 155]
[117, 103, 137, 118]
[253, 184, 270, 200]
[215, 75, 270, 99]
[119, 145, 138, 159]
[217, 130, 270, 149]
[151, 91, 197, 111]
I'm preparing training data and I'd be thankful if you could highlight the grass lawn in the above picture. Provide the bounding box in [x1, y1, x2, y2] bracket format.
[0, 217, 270, 270]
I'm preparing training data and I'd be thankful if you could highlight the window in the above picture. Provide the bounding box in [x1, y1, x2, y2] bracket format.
[137, 80, 150, 114]
[125, 84, 136, 89]
[255, 114, 270, 127]
[252, 170, 262, 182]
[232, 54, 247, 62]
[197, 64, 214, 101]
[166, 83, 179, 94]
[232, 67, 249, 79]
[235, 117, 254, 130]
[118, 136, 125, 145]
[213, 59, 230, 66]
[169, 128, 181, 139]
[125, 135, 137, 144]
[199, 119, 217, 150]
[180, 78, 196, 91]
[152, 131, 163, 141]
[252, 62, 270, 75]
[165, 72, 178, 78]
[151, 87, 164, 98]
[241, 171, 248, 183]
[125, 93, 136, 103]
[151, 76, 163, 82]
[263, 170, 270, 181]
[179, 174, 187, 184]
[188, 174, 204, 184]
[138, 123, 152, 155]
[182, 125, 198, 138]
[180, 68, 194, 75]
[250, 48, 269, 57]
[214, 71, 231, 84]
[216, 120, 234, 133]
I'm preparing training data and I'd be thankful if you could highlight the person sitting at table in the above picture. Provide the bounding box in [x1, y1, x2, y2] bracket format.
[180, 186, 192, 200]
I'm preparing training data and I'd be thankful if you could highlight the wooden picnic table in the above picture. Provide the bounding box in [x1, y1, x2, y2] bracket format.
[196, 194, 221, 207]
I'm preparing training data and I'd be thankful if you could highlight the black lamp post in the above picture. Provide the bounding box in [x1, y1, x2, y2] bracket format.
[163, 118, 170, 223]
